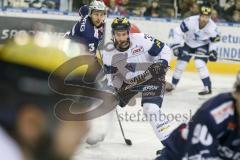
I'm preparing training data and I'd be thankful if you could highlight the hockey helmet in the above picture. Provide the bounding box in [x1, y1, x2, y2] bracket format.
[0, 31, 93, 159]
[200, 3, 212, 16]
[111, 17, 131, 32]
[0, 32, 86, 129]
[89, 0, 106, 15]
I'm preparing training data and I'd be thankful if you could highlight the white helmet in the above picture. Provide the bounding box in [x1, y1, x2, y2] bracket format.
[89, 0, 106, 15]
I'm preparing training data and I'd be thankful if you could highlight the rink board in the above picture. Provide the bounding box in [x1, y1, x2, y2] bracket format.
[0, 11, 239, 75]
[170, 60, 240, 75]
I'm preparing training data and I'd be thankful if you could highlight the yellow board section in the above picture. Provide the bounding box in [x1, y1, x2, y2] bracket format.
[170, 60, 240, 75]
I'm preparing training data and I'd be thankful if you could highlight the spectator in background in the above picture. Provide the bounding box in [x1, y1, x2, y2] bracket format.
[139, 1, 148, 16]
[72, 0, 88, 12]
[222, 0, 235, 10]
[180, 0, 196, 17]
[144, 0, 162, 18]
[232, 10, 240, 22]
[103, 0, 121, 7]
[106, 0, 119, 15]
[208, 0, 224, 19]
[211, 9, 220, 22]
[224, 0, 240, 22]
[165, 8, 175, 17]
[158, 0, 175, 15]
[7, 0, 29, 8]
[182, 2, 199, 18]
[117, 0, 130, 16]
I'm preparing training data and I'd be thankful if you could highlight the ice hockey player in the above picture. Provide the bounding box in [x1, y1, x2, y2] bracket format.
[99, 17, 176, 142]
[65, 0, 106, 54]
[65, 1, 108, 146]
[168, 3, 220, 95]
[0, 33, 90, 160]
[156, 71, 240, 160]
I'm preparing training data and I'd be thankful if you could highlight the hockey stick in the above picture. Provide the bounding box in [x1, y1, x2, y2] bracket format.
[182, 51, 209, 58]
[182, 51, 240, 62]
[218, 58, 240, 62]
[115, 109, 132, 146]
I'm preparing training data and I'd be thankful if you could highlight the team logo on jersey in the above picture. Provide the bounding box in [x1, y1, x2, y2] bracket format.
[194, 33, 200, 40]
[131, 45, 144, 55]
[210, 101, 234, 124]
[125, 63, 136, 72]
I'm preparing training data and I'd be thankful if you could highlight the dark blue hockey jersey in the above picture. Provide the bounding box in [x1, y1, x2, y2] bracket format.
[67, 15, 104, 54]
[157, 93, 240, 160]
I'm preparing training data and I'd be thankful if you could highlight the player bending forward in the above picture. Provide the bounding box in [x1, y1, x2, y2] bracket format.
[65, 0, 106, 54]
[169, 3, 220, 95]
[157, 71, 240, 160]
[99, 17, 175, 141]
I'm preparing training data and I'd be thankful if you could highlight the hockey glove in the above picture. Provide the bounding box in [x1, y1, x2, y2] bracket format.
[148, 59, 169, 78]
[209, 50, 217, 62]
[173, 48, 181, 57]
[116, 82, 138, 107]
[170, 43, 183, 57]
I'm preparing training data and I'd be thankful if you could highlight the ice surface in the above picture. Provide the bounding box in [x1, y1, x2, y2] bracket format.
[73, 72, 236, 160]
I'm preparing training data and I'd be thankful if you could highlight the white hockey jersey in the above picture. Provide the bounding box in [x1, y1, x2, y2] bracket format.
[0, 126, 23, 160]
[99, 33, 171, 89]
[173, 15, 220, 51]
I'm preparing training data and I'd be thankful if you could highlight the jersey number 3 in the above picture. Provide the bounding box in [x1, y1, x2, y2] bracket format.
[89, 43, 95, 52]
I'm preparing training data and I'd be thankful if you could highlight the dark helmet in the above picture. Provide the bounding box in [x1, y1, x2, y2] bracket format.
[111, 17, 131, 52]
[111, 17, 131, 32]
[200, 3, 212, 16]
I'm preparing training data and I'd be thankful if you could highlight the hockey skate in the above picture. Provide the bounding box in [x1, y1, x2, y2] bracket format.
[198, 86, 212, 95]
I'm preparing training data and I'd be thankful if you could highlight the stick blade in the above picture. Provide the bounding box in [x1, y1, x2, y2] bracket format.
[125, 139, 132, 146]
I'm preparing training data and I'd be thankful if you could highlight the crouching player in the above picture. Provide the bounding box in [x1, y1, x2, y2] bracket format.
[157, 71, 240, 160]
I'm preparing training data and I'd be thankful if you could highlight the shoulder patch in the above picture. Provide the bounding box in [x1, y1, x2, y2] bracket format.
[210, 101, 234, 124]
[180, 21, 189, 33]
[148, 39, 165, 56]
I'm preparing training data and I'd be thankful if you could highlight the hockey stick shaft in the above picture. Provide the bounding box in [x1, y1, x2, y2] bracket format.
[183, 51, 240, 62]
[115, 109, 132, 145]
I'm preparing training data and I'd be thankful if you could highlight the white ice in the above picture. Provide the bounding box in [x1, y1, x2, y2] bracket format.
[73, 72, 236, 160]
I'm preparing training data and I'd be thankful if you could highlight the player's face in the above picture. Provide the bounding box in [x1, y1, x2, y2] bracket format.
[114, 30, 130, 50]
[91, 10, 105, 27]
[199, 15, 210, 28]
[15, 103, 89, 159]
[16, 105, 46, 148]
